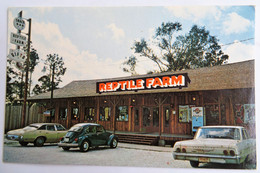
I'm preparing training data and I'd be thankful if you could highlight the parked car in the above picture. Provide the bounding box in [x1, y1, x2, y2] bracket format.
[6, 123, 67, 147]
[172, 126, 256, 168]
[58, 123, 118, 152]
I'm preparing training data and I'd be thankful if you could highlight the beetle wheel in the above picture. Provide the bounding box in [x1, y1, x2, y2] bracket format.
[110, 138, 118, 148]
[34, 137, 45, 147]
[80, 140, 90, 152]
[62, 147, 70, 151]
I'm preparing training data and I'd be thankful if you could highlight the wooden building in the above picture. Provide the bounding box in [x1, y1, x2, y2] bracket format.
[28, 60, 255, 145]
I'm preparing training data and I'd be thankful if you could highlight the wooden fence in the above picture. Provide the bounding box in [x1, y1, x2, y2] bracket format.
[4, 104, 47, 132]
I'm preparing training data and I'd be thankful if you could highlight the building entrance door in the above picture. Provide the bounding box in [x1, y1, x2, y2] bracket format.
[163, 106, 171, 133]
[134, 108, 140, 132]
[142, 107, 159, 133]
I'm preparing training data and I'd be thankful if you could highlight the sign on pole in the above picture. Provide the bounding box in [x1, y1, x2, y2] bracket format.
[13, 17, 26, 31]
[7, 49, 26, 62]
[10, 32, 27, 47]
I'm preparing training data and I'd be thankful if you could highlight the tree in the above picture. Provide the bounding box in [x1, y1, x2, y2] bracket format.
[122, 22, 228, 74]
[32, 54, 66, 95]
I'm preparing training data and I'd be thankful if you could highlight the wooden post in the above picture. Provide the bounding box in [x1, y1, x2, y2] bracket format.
[21, 16, 32, 128]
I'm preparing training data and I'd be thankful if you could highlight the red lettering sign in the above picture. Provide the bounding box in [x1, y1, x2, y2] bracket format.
[96, 73, 190, 93]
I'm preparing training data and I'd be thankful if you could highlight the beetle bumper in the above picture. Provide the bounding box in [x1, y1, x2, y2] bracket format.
[173, 152, 242, 164]
[58, 143, 79, 148]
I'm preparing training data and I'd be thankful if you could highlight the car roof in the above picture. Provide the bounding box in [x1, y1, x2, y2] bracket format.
[29, 123, 62, 127]
[200, 126, 244, 129]
[72, 123, 101, 127]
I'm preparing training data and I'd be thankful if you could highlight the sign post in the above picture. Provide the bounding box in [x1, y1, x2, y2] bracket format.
[8, 11, 32, 128]
[21, 18, 32, 128]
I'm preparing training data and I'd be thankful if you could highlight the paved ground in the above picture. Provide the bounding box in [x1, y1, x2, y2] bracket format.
[2, 139, 257, 172]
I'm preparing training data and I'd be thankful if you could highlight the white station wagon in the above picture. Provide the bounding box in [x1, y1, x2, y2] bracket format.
[172, 126, 256, 168]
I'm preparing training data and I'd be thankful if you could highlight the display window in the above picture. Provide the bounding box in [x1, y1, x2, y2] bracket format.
[116, 106, 128, 121]
[85, 107, 95, 121]
[59, 107, 67, 120]
[99, 107, 111, 121]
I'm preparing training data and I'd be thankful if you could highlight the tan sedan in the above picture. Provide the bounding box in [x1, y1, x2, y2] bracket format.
[6, 123, 67, 147]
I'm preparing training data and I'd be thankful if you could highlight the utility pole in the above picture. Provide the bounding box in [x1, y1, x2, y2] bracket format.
[21, 17, 32, 127]
[49, 63, 55, 122]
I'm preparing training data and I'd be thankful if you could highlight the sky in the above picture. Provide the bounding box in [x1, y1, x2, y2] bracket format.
[6, 5, 256, 89]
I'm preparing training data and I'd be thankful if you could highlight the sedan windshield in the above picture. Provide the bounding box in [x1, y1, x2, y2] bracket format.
[23, 125, 39, 130]
[195, 128, 240, 140]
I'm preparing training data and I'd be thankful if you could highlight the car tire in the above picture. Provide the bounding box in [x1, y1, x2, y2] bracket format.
[190, 161, 199, 168]
[80, 140, 90, 152]
[19, 142, 28, 146]
[34, 137, 45, 147]
[62, 147, 70, 151]
[239, 155, 249, 169]
[110, 138, 118, 148]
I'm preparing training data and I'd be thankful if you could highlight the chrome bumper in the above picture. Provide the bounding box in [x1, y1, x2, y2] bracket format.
[173, 152, 241, 164]
[58, 143, 79, 148]
[6, 134, 23, 141]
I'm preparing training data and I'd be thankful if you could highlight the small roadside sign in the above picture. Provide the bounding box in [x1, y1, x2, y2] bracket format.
[13, 17, 26, 31]
[7, 49, 26, 62]
[10, 32, 27, 47]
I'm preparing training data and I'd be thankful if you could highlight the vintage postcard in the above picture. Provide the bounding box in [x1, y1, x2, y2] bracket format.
[1, 1, 258, 173]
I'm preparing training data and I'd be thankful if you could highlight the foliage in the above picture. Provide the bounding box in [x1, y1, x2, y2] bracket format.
[122, 22, 229, 74]
[32, 54, 66, 95]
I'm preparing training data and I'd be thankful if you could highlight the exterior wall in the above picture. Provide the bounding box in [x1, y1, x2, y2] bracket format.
[43, 88, 255, 137]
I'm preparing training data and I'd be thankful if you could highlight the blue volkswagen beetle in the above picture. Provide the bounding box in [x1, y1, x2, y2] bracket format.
[58, 123, 118, 152]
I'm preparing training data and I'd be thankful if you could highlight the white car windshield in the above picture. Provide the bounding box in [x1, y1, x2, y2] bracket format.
[195, 128, 240, 140]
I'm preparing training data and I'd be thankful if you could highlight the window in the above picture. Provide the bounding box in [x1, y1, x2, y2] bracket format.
[97, 126, 105, 133]
[205, 105, 219, 125]
[85, 107, 95, 121]
[99, 107, 111, 121]
[164, 107, 170, 127]
[116, 106, 128, 121]
[47, 125, 55, 131]
[179, 105, 194, 123]
[50, 109, 55, 117]
[56, 124, 66, 131]
[134, 108, 139, 126]
[59, 108, 67, 120]
[38, 125, 46, 130]
[153, 108, 159, 127]
[71, 107, 79, 120]
[143, 107, 151, 127]
[242, 129, 248, 140]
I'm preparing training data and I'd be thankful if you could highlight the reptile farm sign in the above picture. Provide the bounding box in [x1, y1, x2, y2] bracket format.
[96, 73, 190, 93]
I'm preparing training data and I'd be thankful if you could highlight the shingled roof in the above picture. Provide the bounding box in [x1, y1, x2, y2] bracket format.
[28, 60, 255, 101]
